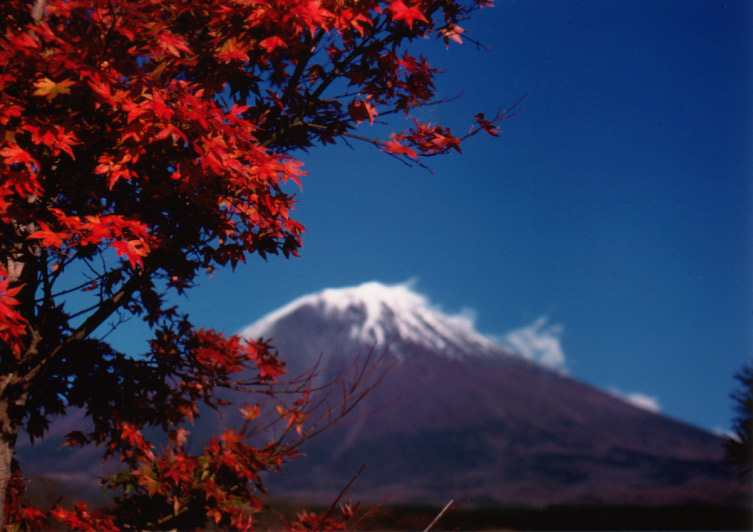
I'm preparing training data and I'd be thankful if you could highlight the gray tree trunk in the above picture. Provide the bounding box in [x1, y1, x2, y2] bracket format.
[0, 392, 21, 529]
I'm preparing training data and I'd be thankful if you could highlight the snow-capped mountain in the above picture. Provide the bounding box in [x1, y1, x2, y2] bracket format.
[15, 281, 749, 510]
[234, 281, 746, 507]
[240, 281, 504, 361]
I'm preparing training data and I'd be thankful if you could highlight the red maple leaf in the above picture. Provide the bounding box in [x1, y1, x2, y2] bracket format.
[0, 144, 39, 170]
[382, 137, 418, 159]
[388, 0, 428, 28]
[156, 31, 191, 57]
[27, 224, 69, 248]
[475, 112, 500, 136]
[111, 239, 149, 269]
[260, 36, 287, 53]
[348, 99, 378, 125]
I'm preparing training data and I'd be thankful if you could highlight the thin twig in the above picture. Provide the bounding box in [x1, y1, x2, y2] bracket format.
[314, 463, 367, 531]
[422, 499, 454, 532]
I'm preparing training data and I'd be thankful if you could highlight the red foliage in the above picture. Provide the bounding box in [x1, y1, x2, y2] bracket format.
[50, 503, 120, 532]
[0, 0, 516, 528]
[388, 0, 429, 28]
[0, 267, 25, 357]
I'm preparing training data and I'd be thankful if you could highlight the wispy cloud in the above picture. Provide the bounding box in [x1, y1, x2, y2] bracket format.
[610, 389, 661, 413]
[502, 316, 567, 371]
[713, 427, 736, 440]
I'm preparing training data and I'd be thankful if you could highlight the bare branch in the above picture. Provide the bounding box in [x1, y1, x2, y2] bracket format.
[31, 0, 46, 22]
[313, 463, 367, 531]
[422, 499, 454, 532]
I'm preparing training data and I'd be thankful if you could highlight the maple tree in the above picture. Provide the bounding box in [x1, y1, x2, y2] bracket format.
[0, 0, 517, 529]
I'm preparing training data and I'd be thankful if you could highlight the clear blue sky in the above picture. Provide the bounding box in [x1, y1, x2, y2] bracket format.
[121, 0, 752, 433]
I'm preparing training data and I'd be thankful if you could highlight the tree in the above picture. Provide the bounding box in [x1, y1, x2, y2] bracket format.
[0, 0, 515, 528]
[724, 363, 753, 482]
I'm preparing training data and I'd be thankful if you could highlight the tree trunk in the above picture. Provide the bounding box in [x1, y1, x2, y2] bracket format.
[0, 392, 21, 530]
[0, 0, 47, 509]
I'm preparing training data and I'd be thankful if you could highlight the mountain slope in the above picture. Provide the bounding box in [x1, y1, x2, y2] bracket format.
[15, 281, 748, 509]
[237, 282, 745, 506]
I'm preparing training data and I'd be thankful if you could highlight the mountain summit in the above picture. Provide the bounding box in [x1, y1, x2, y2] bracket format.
[237, 282, 745, 506]
[240, 281, 504, 361]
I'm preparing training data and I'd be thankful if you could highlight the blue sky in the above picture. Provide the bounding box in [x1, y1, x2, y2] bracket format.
[130, 0, 751, 433]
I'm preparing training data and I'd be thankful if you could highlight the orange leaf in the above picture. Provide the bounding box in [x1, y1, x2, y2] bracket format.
[33, 77, 75, 100]
[240, 403, 261, 420]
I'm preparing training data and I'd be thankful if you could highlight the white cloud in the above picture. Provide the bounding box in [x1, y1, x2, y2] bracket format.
[713, 427, 736, 440]
[609, 389, 661, 413]
[502, 316, 567, 370]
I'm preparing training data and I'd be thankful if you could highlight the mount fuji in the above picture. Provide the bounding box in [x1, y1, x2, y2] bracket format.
[241, 281, 507, 364]
[15, 281, 748, 510]
[234, 281, 745, 506]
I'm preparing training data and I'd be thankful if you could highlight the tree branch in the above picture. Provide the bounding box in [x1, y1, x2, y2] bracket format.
[31, 0, 46, 22]
[422, 500, 454, 532]
[20, 266, 152, 385]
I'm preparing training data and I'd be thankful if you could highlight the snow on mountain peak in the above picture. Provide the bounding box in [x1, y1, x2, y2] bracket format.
[240, 281, 504, 358]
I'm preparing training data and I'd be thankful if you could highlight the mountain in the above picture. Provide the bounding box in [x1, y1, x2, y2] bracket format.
[15, 281, 749, 509]
[236, 281, 746, 506]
